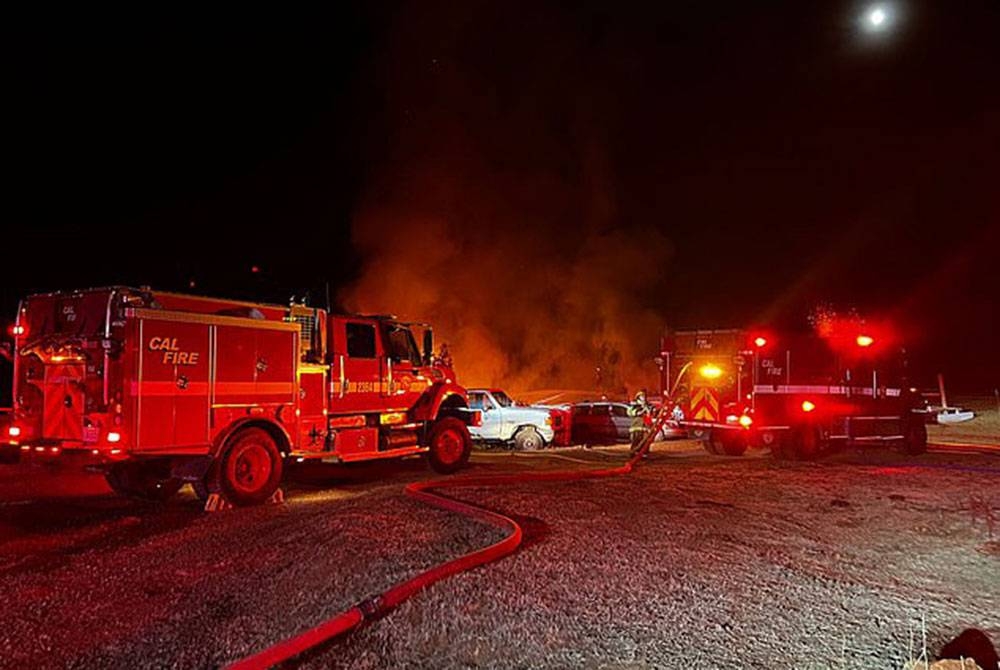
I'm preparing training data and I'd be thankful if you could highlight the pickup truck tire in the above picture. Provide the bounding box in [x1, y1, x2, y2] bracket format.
[105, 461, 184, 502]
[214, 427, 284, 506]
[513, 426, 545, 451]
[428, 417, 472, 474]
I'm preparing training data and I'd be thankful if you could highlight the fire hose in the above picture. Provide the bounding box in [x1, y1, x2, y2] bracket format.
[226, 406, 671, 670]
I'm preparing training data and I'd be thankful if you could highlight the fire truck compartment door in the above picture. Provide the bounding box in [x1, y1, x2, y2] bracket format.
[136, 320, 211, 451]
[298, 368, 327, 451]
[41, 363, 86, 441]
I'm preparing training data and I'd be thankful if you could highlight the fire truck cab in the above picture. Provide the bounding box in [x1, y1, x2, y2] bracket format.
[2, 287, 477, 505]
[661, 327, 927, 459]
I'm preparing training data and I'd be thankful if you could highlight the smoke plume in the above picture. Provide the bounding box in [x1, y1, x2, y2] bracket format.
[342, 3, 672, 396]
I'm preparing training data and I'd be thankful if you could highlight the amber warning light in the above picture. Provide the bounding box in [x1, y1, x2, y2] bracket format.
[699, 364, 723, 380]
[856, 334, 874, 347]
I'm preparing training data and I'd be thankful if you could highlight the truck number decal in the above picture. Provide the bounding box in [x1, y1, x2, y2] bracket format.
[148, 336, 200, 366]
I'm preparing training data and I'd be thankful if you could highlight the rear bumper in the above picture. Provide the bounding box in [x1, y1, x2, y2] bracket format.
[1, 442, 128, 466]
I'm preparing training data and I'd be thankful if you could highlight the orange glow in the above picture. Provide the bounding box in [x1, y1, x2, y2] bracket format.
[738, 414, 753, 427]
[699, 363, 722, 379]
[856, 334, 874, 347]
[801, 400, 816, 412]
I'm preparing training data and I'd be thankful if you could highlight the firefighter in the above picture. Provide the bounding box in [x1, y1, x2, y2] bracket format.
[628, 389, 652, 456]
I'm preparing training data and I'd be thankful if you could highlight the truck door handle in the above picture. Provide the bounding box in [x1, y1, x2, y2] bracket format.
[339, 355, 346, 398]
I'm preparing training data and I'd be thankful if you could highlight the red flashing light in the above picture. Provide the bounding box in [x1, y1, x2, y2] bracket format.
[107, 431, 122, 444]
[856, 334, 874, 348]
[753, 336, 767, 348]
[9, 324, 25, 337]
[801, 400, 816, 413]
[7, 426, 21, 438]
[738, 414, 753, 427]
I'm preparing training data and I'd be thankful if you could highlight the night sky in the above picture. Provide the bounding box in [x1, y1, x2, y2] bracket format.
[4, 2, 999, 391]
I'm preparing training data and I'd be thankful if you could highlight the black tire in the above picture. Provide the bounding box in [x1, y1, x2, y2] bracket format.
[105, 462, 184, 502]
[513, 426, 545, 451]
[708, 432, 748, 457]
[721, 433, 749, 457]
[428, 417, 472, 474]
[903, 419, 928, 455]
[703, 432, 720, 455]
[213, 427, 283, 506]
[767, 432, 794, 460]
[792, 425, 825, 460]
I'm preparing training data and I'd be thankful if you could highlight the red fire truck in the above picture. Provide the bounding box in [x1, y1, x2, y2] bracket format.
[660, 326, 927, 459]
[1, 287, 478, 505]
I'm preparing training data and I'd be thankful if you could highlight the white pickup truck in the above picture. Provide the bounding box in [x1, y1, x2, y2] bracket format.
[467, 388, 554, 450]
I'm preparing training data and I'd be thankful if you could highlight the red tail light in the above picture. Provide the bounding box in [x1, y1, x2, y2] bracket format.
[801, 400, 816, 413]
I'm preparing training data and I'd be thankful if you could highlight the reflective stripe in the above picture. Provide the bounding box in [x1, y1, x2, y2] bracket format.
[753, 385, 902, 397]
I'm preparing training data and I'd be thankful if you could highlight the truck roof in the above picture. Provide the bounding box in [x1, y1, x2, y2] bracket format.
[21, 287, 420, 324]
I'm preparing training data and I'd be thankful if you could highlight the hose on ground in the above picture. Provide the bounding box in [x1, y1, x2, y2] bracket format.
[226, 408, 670, 670]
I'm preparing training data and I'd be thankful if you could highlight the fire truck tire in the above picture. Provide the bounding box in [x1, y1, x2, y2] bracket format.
[903, 419, 928, 455]
[792, 425, 825, 460]
[702, 433, 719, 454]
[428, 417, 472, 474]
[215, 428, 284, 506]
[722, 435, 748, 457]
[513, 427, 545, 451]
[105, 462, 184, 502]
[709, 432, 748, 457]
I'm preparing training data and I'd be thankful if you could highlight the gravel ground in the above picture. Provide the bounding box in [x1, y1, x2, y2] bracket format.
[1, 444, 998, 669]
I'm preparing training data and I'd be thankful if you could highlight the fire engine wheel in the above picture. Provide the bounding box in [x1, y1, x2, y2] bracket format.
[902, 419, 928, 455]
[216, 428, 283, 506]
[513, 427, 545, 451]
[105, 462, 184, 502]
[708, 432, 748, 457]
[792, 425, 825, 461]
[428, 417, 471, 474]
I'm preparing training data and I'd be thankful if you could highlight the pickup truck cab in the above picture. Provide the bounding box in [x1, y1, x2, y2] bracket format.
[467, 388, 554, 450]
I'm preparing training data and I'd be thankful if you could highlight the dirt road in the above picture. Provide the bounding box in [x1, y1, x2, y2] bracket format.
[1, 444, 997, 669]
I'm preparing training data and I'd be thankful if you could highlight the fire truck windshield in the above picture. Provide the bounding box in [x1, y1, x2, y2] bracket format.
[384, 324, 423, 366]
